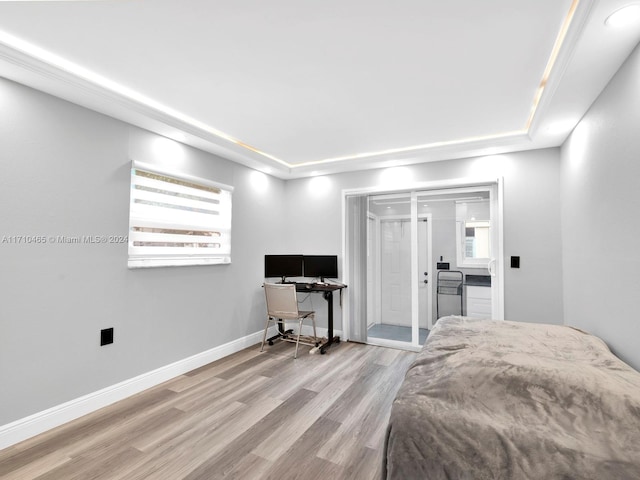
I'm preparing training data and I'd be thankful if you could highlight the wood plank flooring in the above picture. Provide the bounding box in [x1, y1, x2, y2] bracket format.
[0, 341, 416, 480]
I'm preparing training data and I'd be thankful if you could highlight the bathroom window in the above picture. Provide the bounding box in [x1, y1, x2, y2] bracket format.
[456, 200, 490, 268]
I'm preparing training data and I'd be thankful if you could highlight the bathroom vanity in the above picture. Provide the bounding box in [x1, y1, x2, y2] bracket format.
[465, 274, 492, 318]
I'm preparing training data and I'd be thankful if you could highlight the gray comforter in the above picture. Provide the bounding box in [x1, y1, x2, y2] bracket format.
[383, 316, 640, 479]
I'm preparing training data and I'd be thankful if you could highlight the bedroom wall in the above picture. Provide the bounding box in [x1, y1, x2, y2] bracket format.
[561, 42, 640, 370]
[283, 147, 564, 329]
[0, 77, 287, 425]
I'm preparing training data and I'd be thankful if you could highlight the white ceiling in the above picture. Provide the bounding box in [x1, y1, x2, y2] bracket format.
[0, 0, 639, 179]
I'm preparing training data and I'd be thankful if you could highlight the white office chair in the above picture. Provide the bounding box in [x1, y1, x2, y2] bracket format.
[261, 283, 318, 359]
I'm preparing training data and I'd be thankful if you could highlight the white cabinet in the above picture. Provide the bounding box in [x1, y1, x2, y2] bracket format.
[466, 285, 492, 318]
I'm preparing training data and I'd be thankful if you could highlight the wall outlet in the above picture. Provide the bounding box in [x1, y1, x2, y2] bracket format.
[510, 256, 520, 268]
[100, 328, 114, 346]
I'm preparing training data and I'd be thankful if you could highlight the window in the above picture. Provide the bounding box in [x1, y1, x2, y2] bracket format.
[128, 161, 232, 268]
[455, 199, 490, 268]
[463, 221, 491, 259]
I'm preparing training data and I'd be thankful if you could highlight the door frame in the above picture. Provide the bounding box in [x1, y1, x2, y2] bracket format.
[342, 177, 505, 345]
[418, 212, 434, 331]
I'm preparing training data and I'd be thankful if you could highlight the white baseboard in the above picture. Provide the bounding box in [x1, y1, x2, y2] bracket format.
[0, 327, 276, 451]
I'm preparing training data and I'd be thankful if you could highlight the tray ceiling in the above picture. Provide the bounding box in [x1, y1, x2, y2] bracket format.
[1, 0, 639, 178]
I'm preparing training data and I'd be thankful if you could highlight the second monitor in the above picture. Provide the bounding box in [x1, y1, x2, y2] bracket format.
[303, 255, 338, 282]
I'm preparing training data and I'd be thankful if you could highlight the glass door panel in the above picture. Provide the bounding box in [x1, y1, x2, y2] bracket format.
[417, 187, 496, 325]
[366, 193, 417, 346]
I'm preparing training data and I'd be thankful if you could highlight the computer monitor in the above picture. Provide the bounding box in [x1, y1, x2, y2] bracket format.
[303, 255, 338, 282]
[264, 255, 304, 282]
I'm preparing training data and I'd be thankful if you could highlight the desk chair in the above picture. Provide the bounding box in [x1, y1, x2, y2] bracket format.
[261, 283, 318, 359]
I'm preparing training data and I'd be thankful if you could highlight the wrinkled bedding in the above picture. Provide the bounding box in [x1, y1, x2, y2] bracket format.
[383, 316, 640, 479]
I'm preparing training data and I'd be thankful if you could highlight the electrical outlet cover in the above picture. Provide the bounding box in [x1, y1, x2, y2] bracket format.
[100, 328, 114, 346]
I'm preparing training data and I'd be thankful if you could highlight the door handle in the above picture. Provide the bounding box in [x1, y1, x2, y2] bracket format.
[488, 258, 497, 276]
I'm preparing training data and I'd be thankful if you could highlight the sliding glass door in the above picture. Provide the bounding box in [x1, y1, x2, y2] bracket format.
[365, 192, 431, 349]
[345, 182, 502, 351]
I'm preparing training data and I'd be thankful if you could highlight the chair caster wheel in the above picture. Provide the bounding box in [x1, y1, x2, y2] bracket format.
[268, 341, 274, 346]
[320, 349, 326, 355]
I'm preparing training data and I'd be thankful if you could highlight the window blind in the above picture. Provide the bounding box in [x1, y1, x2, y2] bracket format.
[128, 162, 232, 268]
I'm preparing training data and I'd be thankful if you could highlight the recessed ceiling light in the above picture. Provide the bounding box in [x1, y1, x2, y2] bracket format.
[605, 5, 640, 27]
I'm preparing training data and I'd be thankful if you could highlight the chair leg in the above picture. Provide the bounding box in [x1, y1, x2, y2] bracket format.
[260, 316, 272, 352]
[311, 314, 318, 346]
[294, 318, 303, 359]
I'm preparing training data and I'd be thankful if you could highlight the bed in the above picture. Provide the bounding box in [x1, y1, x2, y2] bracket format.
[383, 316, 640, 479]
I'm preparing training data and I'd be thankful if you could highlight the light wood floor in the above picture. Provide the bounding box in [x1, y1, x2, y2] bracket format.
[0, 340, 416, 480]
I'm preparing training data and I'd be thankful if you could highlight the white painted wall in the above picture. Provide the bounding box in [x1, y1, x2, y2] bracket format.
[561, 42, 640, 370]
[0, 78, 287, 425]
[284, 148, 564, 330]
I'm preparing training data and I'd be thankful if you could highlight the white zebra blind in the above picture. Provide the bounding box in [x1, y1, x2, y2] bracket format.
[128, 162, 232, 268]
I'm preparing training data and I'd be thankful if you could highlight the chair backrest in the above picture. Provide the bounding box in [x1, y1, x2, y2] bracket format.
[264, 283, 300, 319]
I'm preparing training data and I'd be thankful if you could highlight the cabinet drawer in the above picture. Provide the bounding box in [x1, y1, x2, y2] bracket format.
[467, 298, 492, 313]
[466, 286, 492, 318]
[466, 285, 491, 299]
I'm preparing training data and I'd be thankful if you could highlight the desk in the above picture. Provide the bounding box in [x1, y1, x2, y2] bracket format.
[267, 282, 346, 354]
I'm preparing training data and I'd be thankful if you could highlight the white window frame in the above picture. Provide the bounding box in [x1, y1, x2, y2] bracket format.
[128, 160, 233, 268]
[455, 199, 491, 269]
